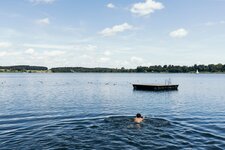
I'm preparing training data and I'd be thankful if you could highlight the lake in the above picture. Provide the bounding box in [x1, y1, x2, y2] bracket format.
[0, 73, 225, 149]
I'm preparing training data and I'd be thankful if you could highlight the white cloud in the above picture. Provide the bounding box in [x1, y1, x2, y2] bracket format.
[107, 3, 115, 8]
[130, 0, 164, 16]
[99, 57, 111, 63]
[43, 50, 65, 57]
[23, 43, 73, 49]
[0, 51, 20, 57]
[23, 43, 97, 51]
[130, 56, 144, 63]
[80, 54, 92, 59]
[205, 21, 225, 26]
[170, 28, 188, 38]
[0, 51, 7, 57]
[24, 46, 65, 59]
[84, 44, 97, 51]
[129, 56, 152, 67]
[29, 0, 56, 4]
[100, 23, 133, 36]
[25, 50, 65, 58]
[0, 42, 12, 48]
[25, 48, 35, 54]
[104, 51, 112, 56]
[36, 18, 50, 26]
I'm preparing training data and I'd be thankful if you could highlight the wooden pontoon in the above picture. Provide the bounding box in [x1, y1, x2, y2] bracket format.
[133, 84, 179, 91]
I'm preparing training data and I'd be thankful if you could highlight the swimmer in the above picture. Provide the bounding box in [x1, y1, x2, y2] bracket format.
[134, 113, 144, 123]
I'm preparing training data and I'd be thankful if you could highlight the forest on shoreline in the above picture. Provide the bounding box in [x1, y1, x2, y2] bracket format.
[1, 64, 225, 73]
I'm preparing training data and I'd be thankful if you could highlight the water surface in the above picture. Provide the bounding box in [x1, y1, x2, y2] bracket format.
[0, 73, 225, 149]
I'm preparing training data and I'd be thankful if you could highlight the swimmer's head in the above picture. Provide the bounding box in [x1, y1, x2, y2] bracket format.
[136, 113, 143, 118]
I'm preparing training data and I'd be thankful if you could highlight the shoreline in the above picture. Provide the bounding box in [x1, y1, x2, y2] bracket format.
[1, 71, 225, 74]
[1, 64, 225, 74]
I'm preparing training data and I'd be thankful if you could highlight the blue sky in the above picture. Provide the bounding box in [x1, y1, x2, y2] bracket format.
[0, 0, 225, 68]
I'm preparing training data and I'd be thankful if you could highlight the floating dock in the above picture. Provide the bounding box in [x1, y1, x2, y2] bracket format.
[133, 84, 179, 91]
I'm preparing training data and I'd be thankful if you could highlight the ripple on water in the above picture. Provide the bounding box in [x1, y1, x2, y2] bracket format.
[1, 114, 225, 149]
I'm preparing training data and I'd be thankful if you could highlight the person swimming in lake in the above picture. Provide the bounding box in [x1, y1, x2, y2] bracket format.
[134, 113, 144, 123]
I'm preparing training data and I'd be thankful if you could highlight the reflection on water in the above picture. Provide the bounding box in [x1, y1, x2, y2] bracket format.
[0, 73, 225, 149]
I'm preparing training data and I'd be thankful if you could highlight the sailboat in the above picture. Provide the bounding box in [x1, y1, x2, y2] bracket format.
[196, 69, 199, 74]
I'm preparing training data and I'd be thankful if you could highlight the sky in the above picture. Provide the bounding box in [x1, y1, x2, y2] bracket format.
[0, 0, 225, 68]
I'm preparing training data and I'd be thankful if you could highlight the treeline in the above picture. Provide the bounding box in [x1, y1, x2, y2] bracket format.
[50, 67, 135, 73]
[51, 64, 225, 73]
[0, 65, 48, 72]
[1, 64, 225, 73]
[136, 64, 225, 73]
